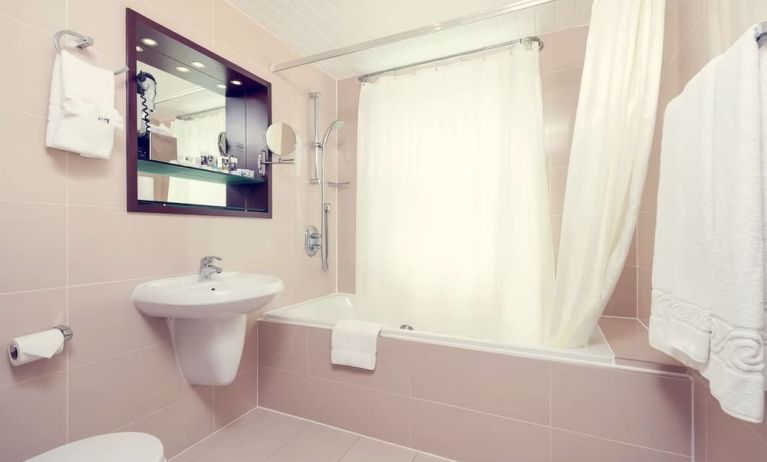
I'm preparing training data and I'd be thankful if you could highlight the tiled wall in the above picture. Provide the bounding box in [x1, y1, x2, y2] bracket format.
[258, 320, 694, 462]
[0, 1, 337, 460]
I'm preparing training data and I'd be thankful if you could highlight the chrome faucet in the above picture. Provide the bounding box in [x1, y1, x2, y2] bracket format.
[199, 256, 223, 281]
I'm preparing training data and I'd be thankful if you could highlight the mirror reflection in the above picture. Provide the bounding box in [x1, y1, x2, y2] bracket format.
[265, 122, 297, 157]
[128, 10, 272, 217]
[136, 62, 230, 207]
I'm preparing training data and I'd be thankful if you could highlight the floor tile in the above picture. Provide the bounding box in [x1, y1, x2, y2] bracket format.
[267, 423, 358, 462]
[340, 438, 416, 462]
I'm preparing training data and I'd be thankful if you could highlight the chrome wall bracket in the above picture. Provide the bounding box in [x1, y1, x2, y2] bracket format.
[305, 225, 321, 257]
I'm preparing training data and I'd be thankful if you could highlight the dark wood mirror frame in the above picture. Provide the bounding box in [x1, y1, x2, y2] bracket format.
[126, 9, 273, 218]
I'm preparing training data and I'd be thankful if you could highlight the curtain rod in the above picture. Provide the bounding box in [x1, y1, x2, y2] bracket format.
[269, 0, 557, 73]
[358, 36, 543, 82]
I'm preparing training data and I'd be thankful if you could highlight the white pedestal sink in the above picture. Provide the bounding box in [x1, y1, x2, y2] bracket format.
[132, 272, 283, 386]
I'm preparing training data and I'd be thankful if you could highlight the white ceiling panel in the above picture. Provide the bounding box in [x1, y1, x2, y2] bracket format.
[230, 0, 592, 79]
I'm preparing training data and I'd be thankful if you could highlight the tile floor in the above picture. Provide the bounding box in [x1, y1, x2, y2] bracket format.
[171, 407, 452, 462]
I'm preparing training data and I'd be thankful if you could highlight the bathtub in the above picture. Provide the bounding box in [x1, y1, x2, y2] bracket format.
[264, 293, 614, 365]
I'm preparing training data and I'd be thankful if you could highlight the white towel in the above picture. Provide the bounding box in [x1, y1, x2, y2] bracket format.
[46, 50, 123, 159]
[650, 26, 766, 423]
[330, 319, 384, 370]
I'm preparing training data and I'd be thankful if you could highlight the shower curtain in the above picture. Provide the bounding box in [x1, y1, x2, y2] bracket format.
[356, 47, 554, 345]
[546, 0, 665, 347]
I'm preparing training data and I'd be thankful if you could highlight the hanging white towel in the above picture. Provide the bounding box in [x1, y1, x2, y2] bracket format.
[650, 26, 766, 423]
[46, 50, 123, 159]
[330, 319, 384, 370]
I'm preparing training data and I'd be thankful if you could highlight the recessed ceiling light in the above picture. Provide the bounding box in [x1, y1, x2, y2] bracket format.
[230, 80, 242, 86]
[190, 61, 206, 69]
[175, 66, 190, 73]
[135, 45, 144, 52]
[216, 83, 227, 89]
[140, 37, 159, 47]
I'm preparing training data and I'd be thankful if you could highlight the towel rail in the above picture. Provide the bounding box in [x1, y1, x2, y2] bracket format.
[54, 30, 129, 76]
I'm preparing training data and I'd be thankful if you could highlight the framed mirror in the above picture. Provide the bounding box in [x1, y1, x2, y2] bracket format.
[126, 9, 273, 217]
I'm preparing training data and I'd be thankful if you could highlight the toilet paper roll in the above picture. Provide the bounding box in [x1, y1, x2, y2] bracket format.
[8, 329, 65, 366]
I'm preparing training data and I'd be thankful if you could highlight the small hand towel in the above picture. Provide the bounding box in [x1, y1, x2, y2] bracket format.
[650, 26, 766, 423]
[331, 319, 384, 370]
[46, 50, 123, 159]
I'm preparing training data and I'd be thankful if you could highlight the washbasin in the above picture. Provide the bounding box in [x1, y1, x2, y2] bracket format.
[132, 272, 284, 319]
[131, 266, 284, 386]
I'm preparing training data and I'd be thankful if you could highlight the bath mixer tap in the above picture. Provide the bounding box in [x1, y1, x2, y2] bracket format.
[199, 256, 223, 281]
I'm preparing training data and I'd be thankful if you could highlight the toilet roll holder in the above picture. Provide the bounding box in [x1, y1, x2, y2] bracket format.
[8, 325, 73, 361]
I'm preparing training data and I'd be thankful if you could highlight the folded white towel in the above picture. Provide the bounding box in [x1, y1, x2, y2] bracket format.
[650, 26, 766, 423]
[331, 319, 384, 370]
[46, 50, 123, 159]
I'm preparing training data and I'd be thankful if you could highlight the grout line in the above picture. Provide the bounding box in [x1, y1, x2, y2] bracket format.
[261, 420, 316, 461]
[334, 435, 361, 462]
[552, 427, 692, 458]
[260, 407, 450, 460]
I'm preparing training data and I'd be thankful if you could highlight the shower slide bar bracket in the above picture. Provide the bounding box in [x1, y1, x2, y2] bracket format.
[54, 30, 130, 75]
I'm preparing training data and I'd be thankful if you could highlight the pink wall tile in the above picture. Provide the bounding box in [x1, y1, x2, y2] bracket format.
[692, 373, 708, 462]
[410, 398, 549, 462]
[239, 314, 259, 373]
[706, 390, 767, 462]
[68, 279, 169, 367]
[259, 366, 410, 445]
[637, 211, 657, 271]
[0, 14, 56, 117]
[548, 25, 590, 72]
[213, 366, 259, 428]
[543, 67, 583, 166]
[410, 342, 549, 424]
[0, 373, 67, 461]
[337, 257, 356, 293]
[258, 321, 308, 374]
[604, 265, 638, 317]
[0, 110, 66, 203]
[0, 289, 66, 388]
[67, 206, 196, 285]
[68, 342, 193, 440]
[598, 317, 681, 366]
[0, 202, 66, 293]
[549, 165, 568, 215]
[551, 429, 690, 462]
[551, 363, 691, 455]
[119, 389, 214, 458]
[306, 327, 409, 395]
[0, 0, 66, 32]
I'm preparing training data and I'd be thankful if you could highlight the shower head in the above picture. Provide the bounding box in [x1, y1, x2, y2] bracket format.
[321, 119, 344, 147]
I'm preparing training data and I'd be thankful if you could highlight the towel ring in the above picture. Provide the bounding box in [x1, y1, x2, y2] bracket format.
[54, 30, 130, 76]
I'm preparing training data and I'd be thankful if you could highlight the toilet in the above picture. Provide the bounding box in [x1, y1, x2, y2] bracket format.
[25, 432, 165, 462]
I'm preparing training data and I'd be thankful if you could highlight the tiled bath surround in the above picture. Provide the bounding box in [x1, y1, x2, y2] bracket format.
[258, 321, 694, 462]
[0, 0, 338, 460]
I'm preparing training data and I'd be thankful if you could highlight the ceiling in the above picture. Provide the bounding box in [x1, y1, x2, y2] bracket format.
[231, 0, 592, 79]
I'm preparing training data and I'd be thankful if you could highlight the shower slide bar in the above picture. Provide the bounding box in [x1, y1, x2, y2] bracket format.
[357, 36, 542, 82]
[269, 0, 557, 73]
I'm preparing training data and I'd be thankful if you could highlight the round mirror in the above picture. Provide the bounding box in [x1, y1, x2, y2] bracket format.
[265, 122, 297, 157]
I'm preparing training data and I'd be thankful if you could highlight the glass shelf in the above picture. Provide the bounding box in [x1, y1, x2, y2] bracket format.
[137, 159, 264, 186]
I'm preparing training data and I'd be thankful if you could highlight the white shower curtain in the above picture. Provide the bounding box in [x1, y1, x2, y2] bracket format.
[356, 48, 554, 345]
[546, 0, 665, 347]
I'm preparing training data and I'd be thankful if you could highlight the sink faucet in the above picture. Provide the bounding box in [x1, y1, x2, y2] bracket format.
[199, 256, 223, 281]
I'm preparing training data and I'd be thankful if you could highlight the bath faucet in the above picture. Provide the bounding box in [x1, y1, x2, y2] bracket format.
[199, 256, 223, 281]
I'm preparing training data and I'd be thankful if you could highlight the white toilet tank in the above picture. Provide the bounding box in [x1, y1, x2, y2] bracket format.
[25, 432, 165, 462]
